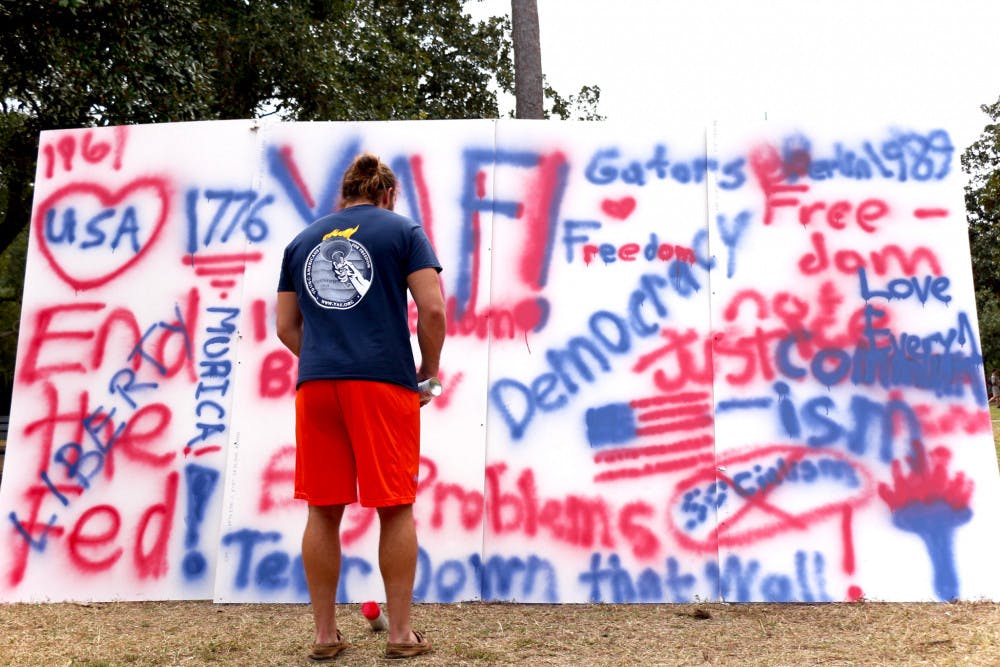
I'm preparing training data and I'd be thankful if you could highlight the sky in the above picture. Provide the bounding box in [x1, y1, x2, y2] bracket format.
[464, 0, 1000, 152]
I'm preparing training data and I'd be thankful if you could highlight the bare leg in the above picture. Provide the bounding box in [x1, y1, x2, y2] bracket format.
[377, 504, 418, 644]
[302, 504, 346, 644]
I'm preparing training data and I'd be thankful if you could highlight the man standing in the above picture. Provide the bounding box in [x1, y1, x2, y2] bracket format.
[276, 153, 445, 661]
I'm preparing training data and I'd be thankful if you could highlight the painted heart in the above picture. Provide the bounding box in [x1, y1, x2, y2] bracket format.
[32, 178, 171, 291]
[601, 196, 636, 220]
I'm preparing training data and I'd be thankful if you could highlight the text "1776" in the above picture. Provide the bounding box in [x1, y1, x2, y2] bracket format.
[186, 189, 273, 252]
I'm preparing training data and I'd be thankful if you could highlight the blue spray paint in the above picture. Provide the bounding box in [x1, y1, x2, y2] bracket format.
[182, 463, 220, 580]
[266, 139, 360, 223]
[889, 501, 971, 601]
[715, 210, 753, 278]
[491, 259, 703, 440]
[184, 189, 272, 252]
[455, 147, 541, 318]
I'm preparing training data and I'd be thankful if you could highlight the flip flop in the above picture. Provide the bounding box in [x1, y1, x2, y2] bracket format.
[384, 630, 433, 659]
[308, 630, 348, 662]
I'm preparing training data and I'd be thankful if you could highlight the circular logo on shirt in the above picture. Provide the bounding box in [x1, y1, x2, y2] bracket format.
[304, 236, 373, 309]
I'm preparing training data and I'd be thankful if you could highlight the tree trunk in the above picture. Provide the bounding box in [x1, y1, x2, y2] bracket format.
[511, 0, 544, 119]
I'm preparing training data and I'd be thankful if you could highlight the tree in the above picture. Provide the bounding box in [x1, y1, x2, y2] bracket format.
[962, 95, 1000, 369]
[508, 0, 603, 121]
[511, 0, 543, 119]
[545, 83, 604, 122]
[0, 226, 25, 411]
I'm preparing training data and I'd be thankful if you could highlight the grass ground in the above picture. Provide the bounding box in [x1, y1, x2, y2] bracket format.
[1, 599, 998, 666]
[0, 421, 999, 665]
[991, 405, 1000, 464]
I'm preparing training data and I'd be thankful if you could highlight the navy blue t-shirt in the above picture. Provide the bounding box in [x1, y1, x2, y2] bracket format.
[277, 205, 442, 389]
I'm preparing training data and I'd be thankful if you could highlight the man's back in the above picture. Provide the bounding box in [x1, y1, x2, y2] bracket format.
[278, 204, 440, 389]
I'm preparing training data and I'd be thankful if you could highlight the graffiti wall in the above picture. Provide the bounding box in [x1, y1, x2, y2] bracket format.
[2, 119, 998, 604]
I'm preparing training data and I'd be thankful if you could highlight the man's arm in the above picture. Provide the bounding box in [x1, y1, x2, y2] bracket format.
[407, 267, 446, 380]
[276, 291, 303, 357]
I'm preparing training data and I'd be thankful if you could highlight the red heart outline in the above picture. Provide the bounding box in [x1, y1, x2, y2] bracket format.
[601, 196, 636, 220]
[32, 178, 172, 291]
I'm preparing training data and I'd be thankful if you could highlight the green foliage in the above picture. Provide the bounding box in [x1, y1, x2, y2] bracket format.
[545, 83, 605, 121]
[0, 227, 26, 409]
[1, 1, 215, 127]
[1, 0, 514, 126]
[962, 95, 1000, 369]
[195, 0, 516, 122]
[974, 289, 1000, 378]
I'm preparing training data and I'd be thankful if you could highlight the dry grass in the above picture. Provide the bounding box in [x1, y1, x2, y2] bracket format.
[1, 600, 999, 666]
[991, 406, 1000, 465]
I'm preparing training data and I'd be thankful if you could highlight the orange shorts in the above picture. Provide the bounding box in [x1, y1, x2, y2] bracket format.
[294, 379, 420, 507]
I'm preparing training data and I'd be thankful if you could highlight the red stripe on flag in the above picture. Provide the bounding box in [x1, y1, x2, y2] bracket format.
[635, 414, 714, 437]
[594, 453, 715, 483]
[593, 434, 714, 463]
[636, 404, 710, 421]
[630, 392, 710, 408]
